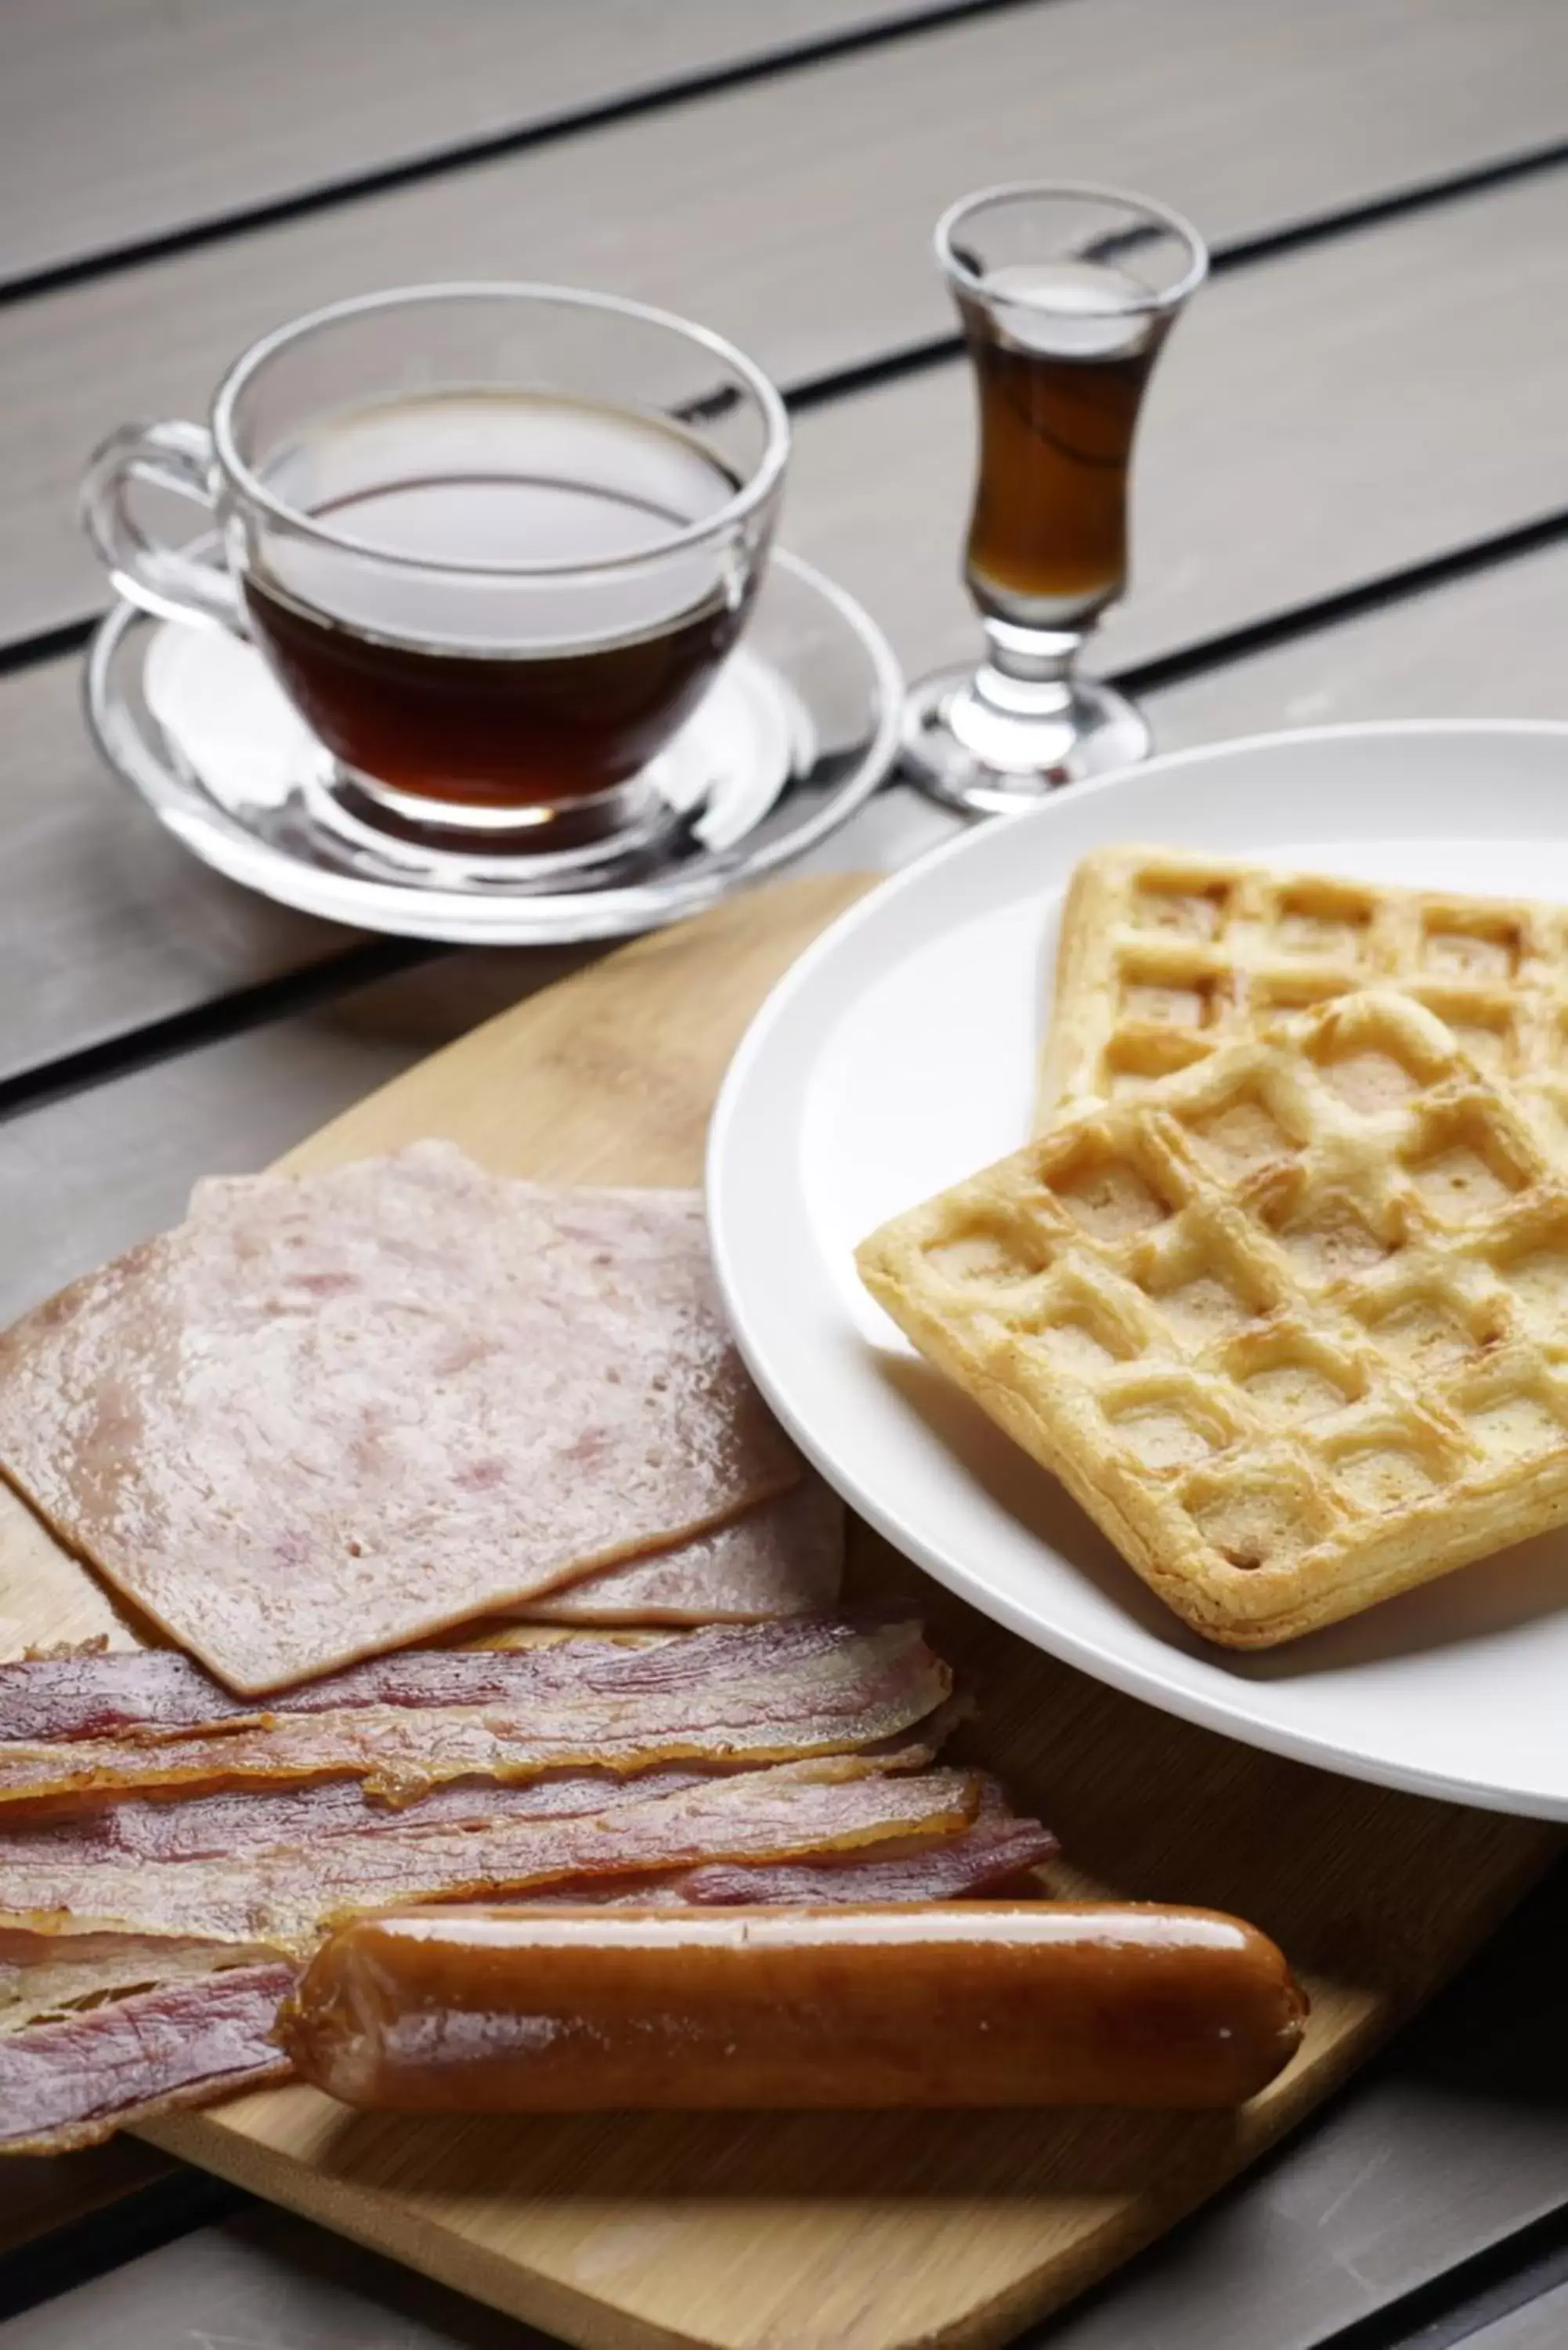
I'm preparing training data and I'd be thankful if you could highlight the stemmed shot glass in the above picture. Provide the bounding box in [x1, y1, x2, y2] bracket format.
[901, 183, 1207, 812]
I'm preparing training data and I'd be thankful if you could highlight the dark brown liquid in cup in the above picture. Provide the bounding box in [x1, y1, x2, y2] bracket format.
[959, 284, 1164, 627]
[244, 398, 746, 810]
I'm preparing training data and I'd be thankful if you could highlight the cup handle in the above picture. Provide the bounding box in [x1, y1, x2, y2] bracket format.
[79, 419, 244, 630]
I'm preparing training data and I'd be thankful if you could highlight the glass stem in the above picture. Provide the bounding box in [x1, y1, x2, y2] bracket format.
[974, 616, 1083, 718]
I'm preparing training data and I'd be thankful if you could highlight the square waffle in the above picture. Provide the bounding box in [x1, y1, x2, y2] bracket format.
[859, 989, 1568, 1647]
[1039, 843, 1568, 1144]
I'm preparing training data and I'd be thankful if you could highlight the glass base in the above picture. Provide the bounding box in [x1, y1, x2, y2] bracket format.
[900, 663, 1152, 815]
[313, 765, 684, 886]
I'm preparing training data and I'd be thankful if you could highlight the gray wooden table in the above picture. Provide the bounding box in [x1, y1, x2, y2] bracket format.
[5, 3, 1568, 2345]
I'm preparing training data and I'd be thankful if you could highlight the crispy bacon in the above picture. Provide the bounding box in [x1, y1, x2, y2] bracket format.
[0, 1761, 981, 1953]
[0, 1766, 714, 1865]
[0, 1615, 948, 1810]
[2, 1618, 874, 1746]
[656, 1790, 1057, 1905]
[0, 1701, 961, 1865]
[0, 1963, 295, 2155]
[523, 1784, 1058, 1906]
[0, 1648, 264, 1742]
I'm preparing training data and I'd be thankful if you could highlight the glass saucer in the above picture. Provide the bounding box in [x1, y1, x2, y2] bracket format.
[85, 551, 902, 945]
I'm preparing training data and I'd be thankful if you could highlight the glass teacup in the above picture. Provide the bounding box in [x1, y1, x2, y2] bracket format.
[81, 284, 790, 850]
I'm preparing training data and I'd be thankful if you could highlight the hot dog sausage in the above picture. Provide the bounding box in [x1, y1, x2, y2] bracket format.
[280, 1901, 1306, 2110]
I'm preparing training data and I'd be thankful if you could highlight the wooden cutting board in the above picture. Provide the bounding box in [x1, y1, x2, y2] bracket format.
[4, 873, 1561, 2350]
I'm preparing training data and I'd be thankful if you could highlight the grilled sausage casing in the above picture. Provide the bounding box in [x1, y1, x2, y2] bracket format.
[281, 1901, 1307, 2110]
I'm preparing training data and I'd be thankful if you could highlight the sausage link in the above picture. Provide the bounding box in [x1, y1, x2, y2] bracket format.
[280, 1901, 1306, 2111]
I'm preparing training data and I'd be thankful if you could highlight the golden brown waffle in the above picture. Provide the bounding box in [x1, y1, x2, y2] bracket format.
[1039, 843, 1568, 1144]
[859, 989, 1568, 1647]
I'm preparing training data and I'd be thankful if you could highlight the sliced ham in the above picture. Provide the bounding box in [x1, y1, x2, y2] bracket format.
[519, 1474, 844, 1625]
[0, 1760, 982, 1951]
[0, 1143, 801, 1694]
[0, 1615, 949, 1810]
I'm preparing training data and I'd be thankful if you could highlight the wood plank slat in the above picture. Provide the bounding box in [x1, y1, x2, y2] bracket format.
[1139, 536, 1568, 757]
[0, 653, 356, 1093]
[0, 949, 570, 1327]
[3, 0, 1568, 646]
[1032, 1857, 1568, 2350]
[0, 0, 964, 287]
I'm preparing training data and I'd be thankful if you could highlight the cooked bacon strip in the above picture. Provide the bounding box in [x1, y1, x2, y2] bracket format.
[0, 1705, 961, 1865]
[2, 1614, 908, 1744]
[0, 1632, 746, 1741]
[0, 1766, 715, 1865]
[0, 1616, 947, 1810]
[519, 1475, 845, 1625]
[0, 1963, 295, 2155]
[526, 1784, 1058, 1906]
[0, 1762, 981, 1953]
[666, 1796, 1057, 1904]
[0, 1145, 802, 1695]
[0, 1684, 960, 1867]
[0, 1648, 252, 1742]
[2, 1926, 276, 2009]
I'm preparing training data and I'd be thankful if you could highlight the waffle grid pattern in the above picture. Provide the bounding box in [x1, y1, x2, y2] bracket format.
[1039, 844, 1568, 1147]
[861, 991, 1568, 1645]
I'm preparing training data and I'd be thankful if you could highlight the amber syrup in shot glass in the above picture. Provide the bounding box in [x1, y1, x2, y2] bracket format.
[901, 183, 1206, 811]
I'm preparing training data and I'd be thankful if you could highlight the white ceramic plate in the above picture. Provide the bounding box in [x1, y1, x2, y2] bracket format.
[709, 722, 1568, 1819]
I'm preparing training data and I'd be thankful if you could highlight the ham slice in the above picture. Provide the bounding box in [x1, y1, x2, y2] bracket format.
[520, 1473, 844, 1624]
[0, 1760, 982, 1951]
[0, 1143, 800, 1694]
[0, 1615, 949, 1809]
